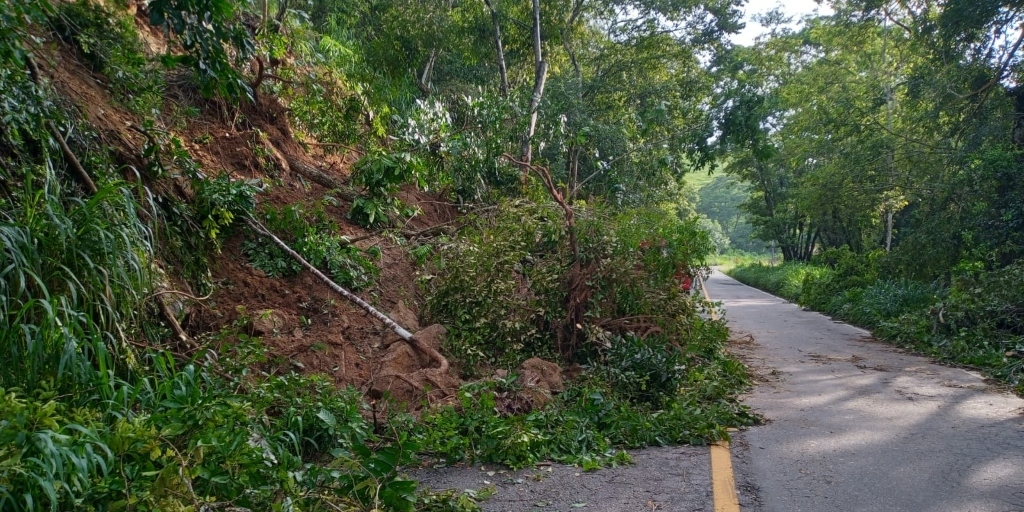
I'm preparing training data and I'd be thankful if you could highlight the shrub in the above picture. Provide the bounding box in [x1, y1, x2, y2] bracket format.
[727, 262, 822, 302]
[415, 352, 756, 471]
[423, 201, 717, 376]
[50, 0, 164, 114]
[244, 202, 381, 290]
[591, 333, 688, 408]
[349, 150, 425, 227]
[147, 0, 255, 100]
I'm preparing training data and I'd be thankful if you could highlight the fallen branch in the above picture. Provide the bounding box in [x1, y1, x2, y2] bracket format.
[155, 293, 197, 350]
[282, 154, 359, 201]
[25, 54, 99, 194]
[47, 120, 99, 195]
[244, 217, 448, 374]
[305, 142, 364, 155]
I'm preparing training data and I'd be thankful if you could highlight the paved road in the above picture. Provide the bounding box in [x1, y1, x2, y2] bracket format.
[707, 270, 1024, 512]
[414, 446, 713, 511]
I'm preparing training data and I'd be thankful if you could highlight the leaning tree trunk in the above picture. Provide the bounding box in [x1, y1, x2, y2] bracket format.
[520, 0, 548, 169]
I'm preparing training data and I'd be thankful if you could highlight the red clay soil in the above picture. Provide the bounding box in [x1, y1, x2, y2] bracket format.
[43, 17, 465, 407]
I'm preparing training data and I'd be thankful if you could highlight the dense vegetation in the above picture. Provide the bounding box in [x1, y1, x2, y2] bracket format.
[729, 251, 1024, 393]
[6, 0, 1023, 508]
[718, 1, 1024, 393]
[1, 0, 755, 510]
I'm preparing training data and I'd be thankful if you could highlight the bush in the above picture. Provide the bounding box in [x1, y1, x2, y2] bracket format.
[415, 356, 755, 471]
[349, 151, 425, 227]
[591, 333, 687, 408]
[244, 202, 381, 291]
[147, 0, 255, 100]
[423, 202, 715, 373]
[836, 279, 939, 329]
[727, 262, 823, 302]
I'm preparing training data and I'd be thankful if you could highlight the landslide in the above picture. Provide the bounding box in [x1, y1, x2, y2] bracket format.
[39, 2, 460, 407]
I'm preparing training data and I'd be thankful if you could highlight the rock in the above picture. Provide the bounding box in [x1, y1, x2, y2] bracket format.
[390, 300, 421, 331]
[518, 357, 564, 392]
[369, 324, 457, 408]
[376, 325, 448, 382]
[412, 324, 446, 352]
[383, 300, 421, 346]
[379, 343, 427, 375]
[249, 309, 289, 336]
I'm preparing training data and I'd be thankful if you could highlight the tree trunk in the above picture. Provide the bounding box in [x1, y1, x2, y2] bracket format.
[418, 48, 438, 96]
[283, 154, 358, 201]
[483, 0, 510, 97]
[521, 0, 547, 168]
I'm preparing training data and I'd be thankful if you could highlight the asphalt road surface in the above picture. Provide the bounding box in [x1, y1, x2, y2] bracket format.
[413, 445, 714, 511]
[416, 271, 1024, 511]
[708, 269, 1024, 512]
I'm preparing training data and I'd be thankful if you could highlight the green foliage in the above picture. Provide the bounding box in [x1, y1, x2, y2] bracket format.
[0, 386, 113, 511]
[192, 174, 258, 249]
[726, 263, 823, 303]
[0, 164, 153, 392]
[244, 202, 380, 290]
[707, 249, 771, 272]
[693, 174, 763, 253]
[0, 1, 52, 67]
[50, 0, 163, 114]
[591, 334, 687, 408]
[0, 343, 485, 511]
[136, 126, 258, 291]
[349, 151, 424, 227]
[415, 340, 755, 470]
[285, 33, 366, 145]
[423, 201, 716, 373]
[147, 0, 255, 100]
[729, 258, 1024, 391]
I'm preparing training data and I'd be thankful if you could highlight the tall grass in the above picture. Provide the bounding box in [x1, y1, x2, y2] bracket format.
[726, 262, 827, 302]
[0, 161, 153, 391]
[707, 250, 771, 272]
[728, 259, 1023, 392]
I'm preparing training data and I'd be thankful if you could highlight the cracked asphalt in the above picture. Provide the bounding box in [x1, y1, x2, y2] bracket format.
[709, 270, 1024, 512]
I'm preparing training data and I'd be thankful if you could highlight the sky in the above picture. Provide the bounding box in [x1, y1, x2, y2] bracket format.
[730, 0, 835, 46]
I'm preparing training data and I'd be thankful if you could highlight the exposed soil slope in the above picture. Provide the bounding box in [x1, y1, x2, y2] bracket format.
[40, 7, 462, 406]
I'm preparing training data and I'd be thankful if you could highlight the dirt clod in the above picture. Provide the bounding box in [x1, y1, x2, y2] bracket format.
[516, 357, 565, 407]
[371, 324, 460, 407]
[249, 309, 291, 336]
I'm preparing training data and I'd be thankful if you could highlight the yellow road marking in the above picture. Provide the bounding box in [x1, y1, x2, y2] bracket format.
[699, 274, 739, 511]
[711, 441, 740, 512]
[698, 276, 718, 320]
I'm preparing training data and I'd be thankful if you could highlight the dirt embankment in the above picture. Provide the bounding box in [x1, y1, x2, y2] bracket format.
[41, 6, 472, 408]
